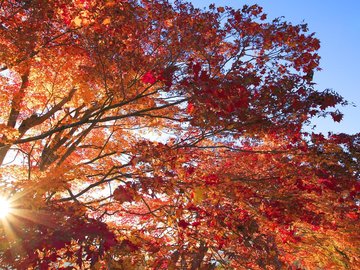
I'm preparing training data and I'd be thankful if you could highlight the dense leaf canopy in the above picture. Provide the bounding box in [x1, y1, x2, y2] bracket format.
[0, 0, 359, 269]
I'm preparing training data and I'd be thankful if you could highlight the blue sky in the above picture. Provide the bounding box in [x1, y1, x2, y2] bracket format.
[190, 0, 360, 135]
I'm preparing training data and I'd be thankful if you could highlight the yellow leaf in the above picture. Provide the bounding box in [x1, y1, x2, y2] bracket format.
[193, 187, 205, 204]
[102, 17, 111, 25]
[73, 16, 82, 27]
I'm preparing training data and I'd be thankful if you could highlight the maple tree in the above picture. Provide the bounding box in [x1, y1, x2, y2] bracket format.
[0, 0, 359, 269]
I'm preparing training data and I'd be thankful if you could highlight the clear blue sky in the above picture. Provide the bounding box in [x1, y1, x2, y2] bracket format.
[190, 0, 360, 135]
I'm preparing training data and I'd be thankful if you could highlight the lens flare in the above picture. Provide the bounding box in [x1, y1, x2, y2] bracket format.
[0, 197, 10, 218]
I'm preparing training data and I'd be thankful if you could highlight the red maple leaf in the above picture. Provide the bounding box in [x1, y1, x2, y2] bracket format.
[178, 220, 190, 229]
[142, 71, 157, 84]
[330, 111, 343, 122]
[113, 186, 134, 203]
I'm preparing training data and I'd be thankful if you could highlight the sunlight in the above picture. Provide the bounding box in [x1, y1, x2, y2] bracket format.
[0, 197, 11, 218]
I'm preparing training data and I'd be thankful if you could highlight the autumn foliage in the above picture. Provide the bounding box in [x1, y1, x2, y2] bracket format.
[0, 0, 359, 269]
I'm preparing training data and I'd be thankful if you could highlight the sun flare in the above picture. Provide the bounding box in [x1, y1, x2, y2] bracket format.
[0, 197, 11, 218]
